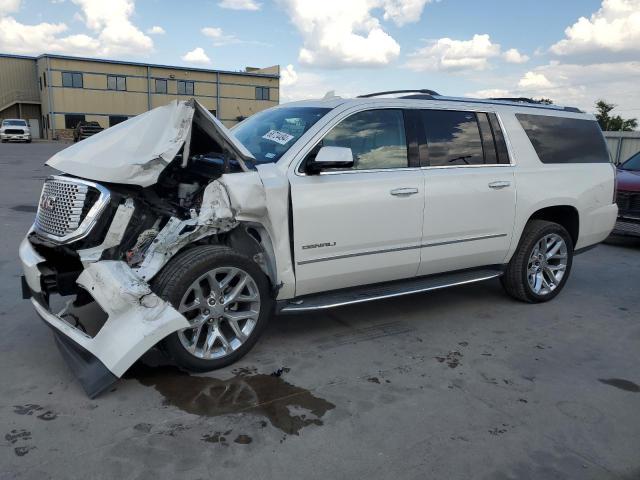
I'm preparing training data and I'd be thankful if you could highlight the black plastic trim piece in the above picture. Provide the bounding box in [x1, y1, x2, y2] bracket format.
[358, 89, 440, 98]
[21, 276, 32, 299]
[403, 109, 421, 168]
[488, 113, 510, 165]
[574, 244, 599, 255]
[49, 326, 118, 398]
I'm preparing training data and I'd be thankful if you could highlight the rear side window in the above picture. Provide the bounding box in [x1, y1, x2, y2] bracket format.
[420, 110, 484, 166]
[516, 114, 609, 164]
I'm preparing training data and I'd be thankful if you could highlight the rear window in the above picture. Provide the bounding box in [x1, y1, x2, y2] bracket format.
[516, 114, 609, 164]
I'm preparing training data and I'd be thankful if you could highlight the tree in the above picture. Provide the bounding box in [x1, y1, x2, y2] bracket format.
[534, 98, 554, 105]
[595, 100, 638, 131]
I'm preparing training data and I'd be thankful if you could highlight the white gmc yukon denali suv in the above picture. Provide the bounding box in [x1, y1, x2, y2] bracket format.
[19, 91, 617, 396]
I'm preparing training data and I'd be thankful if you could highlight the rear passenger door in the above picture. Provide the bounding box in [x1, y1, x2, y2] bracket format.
[289, 108, 425, 296]
[417, 109, 516, 276]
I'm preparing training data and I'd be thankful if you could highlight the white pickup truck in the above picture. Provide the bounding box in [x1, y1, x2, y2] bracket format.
[19, 91, 617, 396]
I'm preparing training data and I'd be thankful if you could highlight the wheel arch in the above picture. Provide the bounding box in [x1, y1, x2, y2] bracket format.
[528, 205, 580, 248]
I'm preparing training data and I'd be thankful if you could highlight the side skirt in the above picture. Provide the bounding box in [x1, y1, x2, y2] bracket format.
[278, 266, 504, 314]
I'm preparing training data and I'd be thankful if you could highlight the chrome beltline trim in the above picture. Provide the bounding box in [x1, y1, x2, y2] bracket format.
[297, 233, 508, 265]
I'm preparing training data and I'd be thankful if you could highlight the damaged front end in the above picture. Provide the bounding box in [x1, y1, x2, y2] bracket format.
[19, 99, 286, 397]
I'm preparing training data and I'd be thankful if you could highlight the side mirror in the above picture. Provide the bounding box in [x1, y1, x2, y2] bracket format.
[305, 146, 354, 174]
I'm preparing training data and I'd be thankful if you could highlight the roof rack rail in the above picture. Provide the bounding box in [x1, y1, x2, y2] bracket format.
[489, 97, 541, 104]
[358, 89, 440, 98]
[356, 90, 583, 113]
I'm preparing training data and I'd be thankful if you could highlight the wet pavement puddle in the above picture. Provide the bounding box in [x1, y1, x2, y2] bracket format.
[128, 364, 335, 435]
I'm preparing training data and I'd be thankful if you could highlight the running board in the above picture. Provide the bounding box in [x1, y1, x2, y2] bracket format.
[278, 267, 503, 313]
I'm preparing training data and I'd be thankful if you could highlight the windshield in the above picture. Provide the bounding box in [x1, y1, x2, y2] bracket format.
[232, 107, 331, 164]
[620, 151, 640, 171]
[2, 120, 27, 126]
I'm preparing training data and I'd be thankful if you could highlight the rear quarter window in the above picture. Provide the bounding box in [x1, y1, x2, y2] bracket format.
[516, 113, 610, 164]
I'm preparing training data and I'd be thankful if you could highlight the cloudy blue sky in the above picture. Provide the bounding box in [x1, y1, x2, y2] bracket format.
[1, 0, 639, 117]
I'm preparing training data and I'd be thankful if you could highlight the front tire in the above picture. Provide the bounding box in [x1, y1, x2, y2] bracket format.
[501, 220, 573, 303]
[152, 245, 273, 372]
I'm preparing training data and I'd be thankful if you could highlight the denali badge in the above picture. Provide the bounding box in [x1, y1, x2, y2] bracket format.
[302, 242, 336, 250]
[40, 194, 57, 212]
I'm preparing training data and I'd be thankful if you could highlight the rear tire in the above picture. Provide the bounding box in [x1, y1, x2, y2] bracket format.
[501, 220, 573, 303]
[152, 245, 273, 372]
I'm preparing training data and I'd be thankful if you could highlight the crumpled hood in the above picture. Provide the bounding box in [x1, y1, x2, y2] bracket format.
[46, 99, 255, 187]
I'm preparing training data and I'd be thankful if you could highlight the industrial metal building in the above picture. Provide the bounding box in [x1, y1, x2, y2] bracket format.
[0, 53, 280, 140]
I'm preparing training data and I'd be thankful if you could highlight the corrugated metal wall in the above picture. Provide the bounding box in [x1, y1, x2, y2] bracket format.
[0, 56, 39, 110]
[604, 132, 640, 165]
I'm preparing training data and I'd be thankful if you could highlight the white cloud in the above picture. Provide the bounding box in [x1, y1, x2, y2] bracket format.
[71, 0, 153, 55]
[146, 25, 165, 35]
[381, 0, 432, 26]
[517, 71, 553, 89]
[0, 0, 154, 56]
[406, 34, 501, 71]
[550, 0, 640, 57]
[280, 64, 298, 87]
[280, 70, 330, 103]
[282, 0, 406, 68]
[468, 61, 640, 116]
[201, 26, 238, 46]
[181, 47, 211, 64]
[503, 48, 529, 64]
[0, 0, 20, 13]
[202, 27, 223, 39]
[218, 0, 261, 10]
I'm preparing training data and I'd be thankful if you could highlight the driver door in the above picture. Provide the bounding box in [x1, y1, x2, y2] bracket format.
[288, 109, 425, 297]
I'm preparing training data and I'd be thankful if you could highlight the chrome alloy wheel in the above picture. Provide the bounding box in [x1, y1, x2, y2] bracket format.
[177, 267, 261, 359]
[527, 233, 568, 296]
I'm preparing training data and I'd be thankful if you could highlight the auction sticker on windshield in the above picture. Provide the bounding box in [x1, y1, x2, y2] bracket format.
[262, 130, 294, 145]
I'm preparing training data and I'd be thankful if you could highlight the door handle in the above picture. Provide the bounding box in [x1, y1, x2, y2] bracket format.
[390, 187, 419, 197]
[488, 181, 511, 190]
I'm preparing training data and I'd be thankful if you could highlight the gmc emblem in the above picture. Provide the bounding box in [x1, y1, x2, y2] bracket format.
[40, 194, 57, 212]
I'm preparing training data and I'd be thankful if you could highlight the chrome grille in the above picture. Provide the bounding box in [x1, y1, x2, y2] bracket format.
[33, 176, 110, 243]
[617, 192, 640, 215]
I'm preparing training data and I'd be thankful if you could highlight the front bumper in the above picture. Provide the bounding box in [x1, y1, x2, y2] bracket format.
[19, 236, 190, 397]
[1, 132, 31, 141]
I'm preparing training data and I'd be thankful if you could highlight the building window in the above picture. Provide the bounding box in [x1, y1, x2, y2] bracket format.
[255, 86, 270, 100]
[107, 75, 126, 91]
[43, 72, 47, 87]
[177, 80, 194, 96]
[62, 72, 83, 88]
[109, 115, 128, 127]
[65, 114, 86, 129]
[155, 79, 167, 94]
